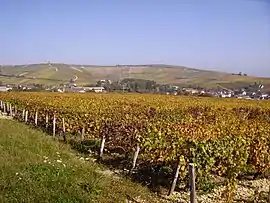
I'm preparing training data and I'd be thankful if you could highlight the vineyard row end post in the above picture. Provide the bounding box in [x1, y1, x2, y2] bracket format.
[45, 114, 49, 129]
[22, 109, 25, 121]
[3, 102, 6, 113]
[62, 117, 66, 142]
[130, 143, 140, 174]
[35, 111, 38, 126]
[189, 163, 196, 203]
[168, 161, 181, 196]
[99, 135, 106, 158]
[81, 127, 85, 141]
[25, 111, 28, 123]
[53, 115, 56, 137]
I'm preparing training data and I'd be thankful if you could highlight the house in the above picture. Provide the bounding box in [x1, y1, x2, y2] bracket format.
[68, 86, 105, 93]
[84, 86, 105, 93]
[260, 94, 269, 100]
[220, 93, 232, 98]
[0, 86, 8, 92]
[182, 88, 199, 94]
[241, 91, 247, 96]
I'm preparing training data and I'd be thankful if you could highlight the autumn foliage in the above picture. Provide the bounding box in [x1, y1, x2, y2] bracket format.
[1, 92, 269, 199]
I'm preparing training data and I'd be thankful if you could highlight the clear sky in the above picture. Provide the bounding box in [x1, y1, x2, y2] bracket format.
[0, 0, 269, 76]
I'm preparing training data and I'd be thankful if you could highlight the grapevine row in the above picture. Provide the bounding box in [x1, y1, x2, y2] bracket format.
[0, 92, 270, 201]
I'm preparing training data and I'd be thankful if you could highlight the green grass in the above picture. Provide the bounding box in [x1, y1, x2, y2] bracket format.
[0, 119, 160, 203]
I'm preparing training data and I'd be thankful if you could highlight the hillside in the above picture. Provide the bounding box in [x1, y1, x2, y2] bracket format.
[1, 63, 270, 90]
[0, 117, 165, 203]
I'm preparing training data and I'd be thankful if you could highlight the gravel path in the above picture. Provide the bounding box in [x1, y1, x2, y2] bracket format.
[161, 178, 270, 203]
[0, 112, 12, 119]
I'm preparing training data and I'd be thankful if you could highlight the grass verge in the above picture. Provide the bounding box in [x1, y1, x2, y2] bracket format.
[0, 119, 162, 203]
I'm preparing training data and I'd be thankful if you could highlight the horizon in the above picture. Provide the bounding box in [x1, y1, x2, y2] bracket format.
[1, 62, 268, 78]
[1, 0, 270, 77]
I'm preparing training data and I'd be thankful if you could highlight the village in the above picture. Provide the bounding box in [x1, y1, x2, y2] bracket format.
[0, 78, 269, 100]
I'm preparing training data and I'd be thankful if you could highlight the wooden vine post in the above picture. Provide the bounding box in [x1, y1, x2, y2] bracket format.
[99, 135, 106, 158]
[81, 127, 85, 141]
[62, 117, 66, 142]
[35, 111, 38, 126]
[14, 106, 17, 117]
[3, 102, 6, 113]
[45, 114, 49, 129]
[6, 102, 9, 113]
[22, 109, 25, 121]
[53, 114, 56, 136]
[168, 160, 181, 196]
[130, 143, 140, 174]
[0, 100, 3, 110]
[25, 111, 28, 123]
[189, 163, 196, 203]
[268, 185, 270, 203]
[9, 104, 13, 116]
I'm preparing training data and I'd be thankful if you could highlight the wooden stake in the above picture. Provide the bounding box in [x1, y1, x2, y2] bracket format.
[14, 106, 17, 117]
[168, 161, 181, 196]
[3, 103, 6, 113]
[53, 115, 56, 136]
[35, 111, 38, 126]
[268, 185, 270, 203]
[22, 109, 25, 120]
[81, 127, 85, 141]
[62, 117, 66, 142]
[6, 102, 9, 113]
[9, 104, 12, 116]
[45, 114, 49, 129]
[0, 100, 3, 109]
[189, 163, 196, 203]
[99, 135, 106, 158]
[25, 111, 28, 123]
[130, 143, 140, 173]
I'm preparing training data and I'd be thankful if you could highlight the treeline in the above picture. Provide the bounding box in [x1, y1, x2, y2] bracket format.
[96, 78, 181, 93]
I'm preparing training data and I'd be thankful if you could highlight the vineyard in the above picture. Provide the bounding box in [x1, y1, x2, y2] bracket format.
[0, 92, 270, 202]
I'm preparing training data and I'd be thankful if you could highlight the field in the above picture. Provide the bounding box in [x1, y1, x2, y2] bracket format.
[0, 92, 270, 202]
[1, 63, 270, 91]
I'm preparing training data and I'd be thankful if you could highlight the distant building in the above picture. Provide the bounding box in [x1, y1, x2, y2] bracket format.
[84, 86, 105, 93]
[261, 94, 269, 100]
[68, 86, 105, 93]
[183, 88, 199, 94]
[220, 92, 232, 98]
[0, 86, 8, 92]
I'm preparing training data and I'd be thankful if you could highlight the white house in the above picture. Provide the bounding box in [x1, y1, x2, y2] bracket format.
[261, 94, 269, 100]
[70, 86, 105, 93]
[221, 93, 232, 98]
[86, 87, 105, 93]
[242, 91, 247, 96]
[0, 86, 12, 92]
[0, 86, 8, 92]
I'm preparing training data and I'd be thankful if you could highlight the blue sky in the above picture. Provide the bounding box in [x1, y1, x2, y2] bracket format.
[0, 0, 269, 76]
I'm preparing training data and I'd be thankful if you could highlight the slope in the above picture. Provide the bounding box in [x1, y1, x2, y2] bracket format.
[0, 118, 163, 203]
[1, 63, 270, 90]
